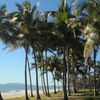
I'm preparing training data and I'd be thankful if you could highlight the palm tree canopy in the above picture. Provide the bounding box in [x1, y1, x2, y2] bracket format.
[75, 0, 100, 66]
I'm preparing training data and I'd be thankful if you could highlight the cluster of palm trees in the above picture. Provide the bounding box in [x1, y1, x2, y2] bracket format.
[0, 0, 100, 100]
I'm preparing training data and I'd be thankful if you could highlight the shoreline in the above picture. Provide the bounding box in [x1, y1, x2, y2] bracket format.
[2, 90, 54, 99]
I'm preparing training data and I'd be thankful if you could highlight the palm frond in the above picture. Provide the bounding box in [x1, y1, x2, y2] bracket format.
[0, 4, 7, 16]
[8, 12, 18, 19]
[0, 4, 6, 11]
[71, 0, 77, 6]
[23, 1, 31, 11]
[31, 5, 37, 18]
[16, 3, 24, 14]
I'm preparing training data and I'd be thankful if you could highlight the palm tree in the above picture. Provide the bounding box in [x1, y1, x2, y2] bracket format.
[6, 1, 42, 99]
[76, 0, 100, 66]
[96, 61, 100, 92]
[76, 0, 100, 96]
[27, 55, 34, 97]
[24, 46, 30, 100]
[38, 51, 48, 95]
[50, 56, 62, 94]
[49, 0, 81, 99]
[0, 4, 27, 100]
[32, 49, 41, 100]
[15, 1, 57, 99]
[45, 50, 51, 97]
[46, 56, 57, 94]
[0, 4, 18, 46]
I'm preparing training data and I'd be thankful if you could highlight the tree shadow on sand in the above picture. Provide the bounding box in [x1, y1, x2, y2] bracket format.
[0, 92, 3, 100]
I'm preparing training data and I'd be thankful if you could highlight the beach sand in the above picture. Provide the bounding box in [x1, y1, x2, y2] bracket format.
[2, 90, 54, 99]
[2, 90, 25, 99]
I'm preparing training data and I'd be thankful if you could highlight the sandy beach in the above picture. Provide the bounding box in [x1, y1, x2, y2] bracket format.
[2, 90, 25, 99]
[2, 90, 54, 99]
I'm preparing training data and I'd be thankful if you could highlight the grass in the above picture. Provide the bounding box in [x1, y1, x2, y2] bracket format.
[4, 90, 100, 100]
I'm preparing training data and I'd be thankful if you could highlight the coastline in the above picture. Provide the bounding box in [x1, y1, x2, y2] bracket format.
[2, 90, 54, 99]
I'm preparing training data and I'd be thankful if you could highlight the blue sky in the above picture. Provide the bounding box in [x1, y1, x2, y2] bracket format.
[1, 0, 60, 12]
[0, 0, 62, 85]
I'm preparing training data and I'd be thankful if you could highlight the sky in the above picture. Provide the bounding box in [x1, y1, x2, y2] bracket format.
[0, 0, 62, 85]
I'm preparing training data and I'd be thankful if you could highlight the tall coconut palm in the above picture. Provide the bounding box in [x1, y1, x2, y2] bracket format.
[76, 0, 100, 66]
[27, 55, 34, 97]
[50, 56, 63, 94]
[0, 7, 27, 100]
[76, 0, 100, 96]
[36, 27, 61, 96]
[46, 56, 57, 94]
[49, 0, 81, 99]
[7, 1, 43, 99]
[37, 51, 48, 95]
[0, 3, 6, 87]
[24, 46, 30, 100]
[13, 1, 59, 99]
[45, 50, 51, 97]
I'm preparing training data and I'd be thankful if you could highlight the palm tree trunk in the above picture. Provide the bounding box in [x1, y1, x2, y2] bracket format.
[58, 80, 60, 92]
[72, 75, 77, 93]
[54, 77, 57, 94]
[0, 92, 3, 100]
[27, 56, 34, 97]
[63, 46, 68, 100]
[42, 52, 47, 96]
[94, 47, 97, 96]
[52, 73, 57, 94]
[46, 70, 50, 97]
[33, 49, 41, 100]
[89, 65, 92, 92]
[45, 50, 50, 97]
[25, 48, 29, 100]
[71, 55, 77, 93]
[40, 69, 45, 94]
[64, 0, 67, 8]
[42, 70, 47, 96]
[98, 76, 100, 92]
[66, 48, 71, 96]
[83, 76, 86, 91]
